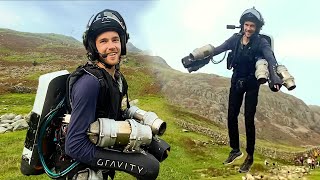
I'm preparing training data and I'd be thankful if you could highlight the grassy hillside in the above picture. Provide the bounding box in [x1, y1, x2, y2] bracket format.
[0, 28, 82, 49]
[1, 55, 320, 180]
[0, 29, 319, 179]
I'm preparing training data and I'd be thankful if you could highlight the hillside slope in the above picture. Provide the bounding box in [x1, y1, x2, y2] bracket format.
[136, 54, 320, 147]
[1, 28, 319, 147]
[0, 29, 320, 180]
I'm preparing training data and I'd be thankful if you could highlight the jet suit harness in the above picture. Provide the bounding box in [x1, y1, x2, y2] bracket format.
[66, 63, 168, 180]
[229, 34, 263, 78]
[66, 62, 128, 121]
[53, 62, 129, 179]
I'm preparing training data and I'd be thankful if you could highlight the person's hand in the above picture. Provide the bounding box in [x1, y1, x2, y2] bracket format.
[274, 84, 280, 91]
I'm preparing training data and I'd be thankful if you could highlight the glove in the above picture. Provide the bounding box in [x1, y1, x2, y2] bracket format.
[268, 64, 283, 92]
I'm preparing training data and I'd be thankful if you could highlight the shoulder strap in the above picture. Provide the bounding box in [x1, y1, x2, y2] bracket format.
[65, 64, 110, 114]
[83, 66, 113, 118]
[65, 65, 86, 113]
[66, 64, 130, 119]
[118, 71, 130, 109]
[228, 34, 242, 68]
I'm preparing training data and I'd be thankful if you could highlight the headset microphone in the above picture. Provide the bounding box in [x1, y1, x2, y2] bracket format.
[226, 25, 240, 29]
[98, 52, 108, 58]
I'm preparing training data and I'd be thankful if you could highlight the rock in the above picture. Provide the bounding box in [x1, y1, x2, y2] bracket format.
[254, 175, 262, 179]
[182, 129, 189, 132]
[0, 114, 9, 120]
[257, 173, 264, 179]
[280, 169, 288, 174]
[245, 173, 254, 180]
[24, 112, 32, 123]
[0, 126, 7, 134]
[6, 125, 13, 131]
[0, 113, 30, 133]
[287, 174, 299, 180]
[13, 115, 23, 121]
[1, 120, 15, 124]
[11, 84, 31, 93]
[12, 119, 28, 131]
[130, 99, 139, 106]
[269, 176, 278, 180]
[263, 174, 270, 179]
[278, 175, 287, 180]
[301, 168, 307, 173]
[6, 113, 16, 120]
[0, 123, 10, 127]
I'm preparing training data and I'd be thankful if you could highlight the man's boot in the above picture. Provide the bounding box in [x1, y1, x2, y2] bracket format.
[239, 155, 254, 173]
[223, 149, 243, 165]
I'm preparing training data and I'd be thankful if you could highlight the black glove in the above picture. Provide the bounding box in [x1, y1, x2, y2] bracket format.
[147, 138, 170, 162]
[182, 55, 210, 73]
[268, 65, 283, 92]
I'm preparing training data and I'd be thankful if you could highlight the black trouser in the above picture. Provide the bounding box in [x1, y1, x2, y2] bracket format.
[227, 74, 260, 156]
[58, 149, 159, 180]
[90, 148, 160, 180]
[57, 138, 169, 180]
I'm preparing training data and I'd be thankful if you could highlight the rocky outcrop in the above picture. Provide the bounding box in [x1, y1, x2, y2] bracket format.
[178, 120, 228, 145]
[177, 120, 319, 163]
[309, 105, 320, 113]
[127, 42, 142, 53]
[0, 113, 30, 133]
[242, 166, 310, 180]
[143, 56, 320, 147]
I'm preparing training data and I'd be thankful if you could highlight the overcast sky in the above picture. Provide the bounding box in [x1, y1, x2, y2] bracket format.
[0, 0, 319, 106]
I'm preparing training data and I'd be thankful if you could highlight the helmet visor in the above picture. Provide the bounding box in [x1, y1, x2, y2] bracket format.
[91, 11, 125, 31]
[241, 8, 262, 21]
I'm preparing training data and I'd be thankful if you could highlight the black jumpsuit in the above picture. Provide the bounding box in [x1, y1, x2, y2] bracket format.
[213, 33, 282, 155]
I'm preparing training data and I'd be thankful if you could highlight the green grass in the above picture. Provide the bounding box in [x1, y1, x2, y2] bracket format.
[25, 63, 84, 81]
[0, 47, 12, 54]
[135, 96, 269, 179]
[0, 28, 82, 48]
[255, 139, 307, 152]
[307, 168, 320, 179]
[0, 130, 48, 180]
[0, 96, 243, 180]
[0, 93, 35, 115]
[0, 95, 240, 180]
[0, 54, 317, 180]
[1, 53, 65, 63]
[0, 93, 318, 180]
[122, 66, 157, 98]
[0, 129, 135, 180]
[169, 104, 306, 155]
[25, 72, 50, 81]
[25, 70, 66, 81]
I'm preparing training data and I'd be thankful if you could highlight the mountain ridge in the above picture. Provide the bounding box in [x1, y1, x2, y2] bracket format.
[139, 51, 320, 147]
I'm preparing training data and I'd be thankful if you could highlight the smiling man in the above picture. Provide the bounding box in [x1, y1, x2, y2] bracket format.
[95, 30, 122, 78]
[61, 9, 161, 180]
[205, 7, 283, 173]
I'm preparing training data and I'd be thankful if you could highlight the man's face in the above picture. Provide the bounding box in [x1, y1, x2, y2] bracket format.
[95, 31, 121, 66]
[243, 21, 257, 38]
